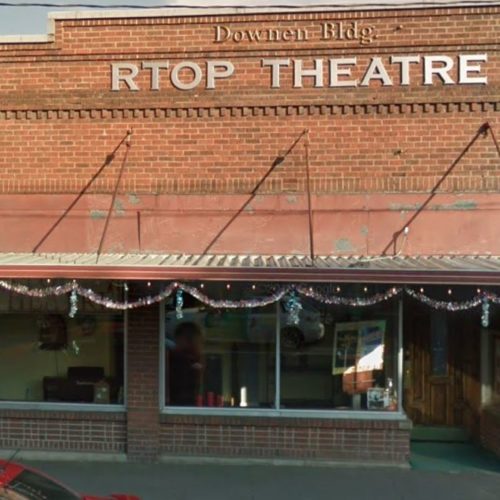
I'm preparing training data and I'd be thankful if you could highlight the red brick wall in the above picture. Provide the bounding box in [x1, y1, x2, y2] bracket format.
[0, 112, 498, 196]
[0, 410, 126, 453]
[0, 5, 496, 464]
[0, 7, 496, 196]
[160, 415, 411, 464]
[480, 404, 500, 458]
[126, 302, 161, 462]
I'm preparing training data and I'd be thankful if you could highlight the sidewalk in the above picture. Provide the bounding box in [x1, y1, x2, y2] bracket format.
[25, 459, 500, 500]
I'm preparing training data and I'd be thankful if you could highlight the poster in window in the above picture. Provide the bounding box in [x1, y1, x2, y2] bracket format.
[332, 321, 386, 394]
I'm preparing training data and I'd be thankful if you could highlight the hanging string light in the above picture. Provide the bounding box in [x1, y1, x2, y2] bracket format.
[0, 279, 498, 329]
[179, 282, 291, 309]
[405, 288, 482, 311]
[296, 285, 401, 307]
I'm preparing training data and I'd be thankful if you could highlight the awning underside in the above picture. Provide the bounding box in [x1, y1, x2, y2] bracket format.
[0, 252, 498, 271]
[0, 253, 499, 284]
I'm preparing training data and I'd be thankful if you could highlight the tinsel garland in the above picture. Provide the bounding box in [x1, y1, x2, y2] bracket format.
[178, 283, 291, 309]
[296, 285, 401, 307]
[0, 280, 498, 322]
[404, 288, 482, 311]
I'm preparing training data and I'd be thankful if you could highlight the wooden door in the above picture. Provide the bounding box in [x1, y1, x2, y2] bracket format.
[403, 302, 481, 434]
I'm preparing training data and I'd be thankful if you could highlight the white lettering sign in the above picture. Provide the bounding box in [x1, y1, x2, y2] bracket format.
[110, 54, 488, 91]
[459, 54, 488, 84]
[329, 58, 358, 87]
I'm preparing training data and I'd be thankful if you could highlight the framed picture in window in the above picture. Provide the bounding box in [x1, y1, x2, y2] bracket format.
[333, 320, 386, 395]
[367, 387, 388, 410]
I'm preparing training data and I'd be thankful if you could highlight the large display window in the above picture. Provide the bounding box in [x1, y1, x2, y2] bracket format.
[164, 283, 276, 408]
[0, 281, 126, 407]
[162, 283, 401, 414]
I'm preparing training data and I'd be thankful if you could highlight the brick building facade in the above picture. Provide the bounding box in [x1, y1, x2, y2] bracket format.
[0, 2, 499, 465]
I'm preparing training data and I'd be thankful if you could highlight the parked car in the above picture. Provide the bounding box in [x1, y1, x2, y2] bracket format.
[165, 303, 324, 349]
[0, 459, 140, 500]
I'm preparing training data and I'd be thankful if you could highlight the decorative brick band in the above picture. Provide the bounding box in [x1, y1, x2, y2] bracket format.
[0, 174, 498, 195]
[0, 101, 498, 121]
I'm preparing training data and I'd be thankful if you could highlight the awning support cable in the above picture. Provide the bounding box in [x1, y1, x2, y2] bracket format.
[200, 128, 308, 256]
[304, 130, 315, 263]
[97, 129, 133, 260]
[487, 121, 500, 159]
[381, 122, 495, 256]
[32, 129, 132, 253]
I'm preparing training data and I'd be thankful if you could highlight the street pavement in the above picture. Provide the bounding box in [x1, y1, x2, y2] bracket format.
[25, 459, 500, 500]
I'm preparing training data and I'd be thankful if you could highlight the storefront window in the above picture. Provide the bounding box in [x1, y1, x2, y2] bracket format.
[164, 284, 276, 408]
[0, 281, 125, 406]
[280, 293, 399, 411]
[164, 283, 401, 412]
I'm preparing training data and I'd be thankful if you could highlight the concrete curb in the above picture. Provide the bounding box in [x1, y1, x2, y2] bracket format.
[159, 454, 411, 469]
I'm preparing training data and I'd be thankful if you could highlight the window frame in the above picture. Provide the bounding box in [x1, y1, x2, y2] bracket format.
[0, 305, 128, 413]
[160, 289, 405, 419]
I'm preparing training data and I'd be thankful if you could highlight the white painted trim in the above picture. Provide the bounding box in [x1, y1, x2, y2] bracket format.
[0, 34, 52, 44]
[123, 288, 129, 408]
[0, 402, 125, 412]
[274, 300, 280, 410]
[480, 329, 498, 406]
[48, 1, 500, 23]
[162, 407, 409, 421]
[159, 299, 166, 410]
[398, 298, 404, 412]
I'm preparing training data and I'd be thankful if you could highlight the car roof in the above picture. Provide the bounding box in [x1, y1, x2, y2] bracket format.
[0, 459, 25, 486]
[0, 459, 81, 498]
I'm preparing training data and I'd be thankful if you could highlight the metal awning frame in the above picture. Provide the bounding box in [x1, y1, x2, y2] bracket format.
[0, 264, 499, 285]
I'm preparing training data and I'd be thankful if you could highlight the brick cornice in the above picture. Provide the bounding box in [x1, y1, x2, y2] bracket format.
[0, 100, 497, 121]
[56, 6, 500, 27]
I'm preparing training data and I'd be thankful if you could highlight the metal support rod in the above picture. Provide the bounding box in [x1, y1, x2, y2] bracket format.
[382, 122, 488, 255]
[304, 130, 315, 262]
[123, 282, 129, 408]
[275, 300, 281, 411]
[397, 298, 404, 413]
[33, 130, 130, 253]
[136, 211, 142, 251]
[202, 129, 308, 255]
[97, 130, 132, 259]
[159, 294, 166, 410]
[487, 122, 500, 158]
